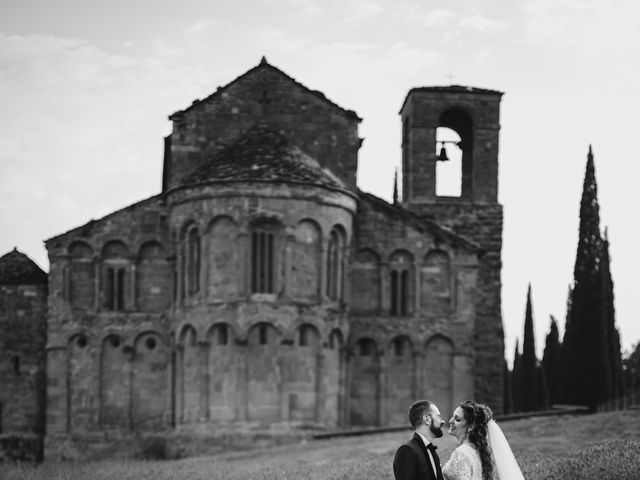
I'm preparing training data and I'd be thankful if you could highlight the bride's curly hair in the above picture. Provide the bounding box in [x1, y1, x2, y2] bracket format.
[459, 400, 494, 480]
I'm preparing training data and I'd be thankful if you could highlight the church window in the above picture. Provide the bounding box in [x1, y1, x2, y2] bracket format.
[145, 337, 157, 350]
[217, 325, 228, 345]
[298, 324, 316, 347]
[326, 228, 345, 301]
[76, 335, 88, 348]
[11, 356, 20, 376]
[390, 251, 413, 316]
[358, 338, 376, 356]
[186, 227, 201, 296]
[259, 323, 269, 345]
[104, 267, 126, 311]
[251, 228, 275, 294]
[393, 337, 406, 356]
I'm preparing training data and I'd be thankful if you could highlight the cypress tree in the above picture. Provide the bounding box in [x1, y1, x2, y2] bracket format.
[601, 228, 623, 399]
[562, 146, 611, 410]
[503, 359, 513, 414]
[542, 316, 562, 406]
[512, 341, 522, 412]
[520, 284, 539, 411]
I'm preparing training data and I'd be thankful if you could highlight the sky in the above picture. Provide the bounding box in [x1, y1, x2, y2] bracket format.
[1, 0, 639, 362]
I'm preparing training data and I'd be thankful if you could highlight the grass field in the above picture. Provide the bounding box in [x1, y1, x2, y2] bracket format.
[3, 411, 640, 479]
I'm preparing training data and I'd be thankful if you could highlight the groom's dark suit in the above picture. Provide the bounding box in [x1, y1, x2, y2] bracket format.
[393, 433, 444, 480]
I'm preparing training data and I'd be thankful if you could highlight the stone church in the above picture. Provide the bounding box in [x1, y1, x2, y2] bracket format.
[0, 58, 504, 459]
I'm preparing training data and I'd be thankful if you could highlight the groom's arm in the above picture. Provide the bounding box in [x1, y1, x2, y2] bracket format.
[393, 444, 417, 480]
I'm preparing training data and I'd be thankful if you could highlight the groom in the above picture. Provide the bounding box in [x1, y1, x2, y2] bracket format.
[393, 400, 445, 480]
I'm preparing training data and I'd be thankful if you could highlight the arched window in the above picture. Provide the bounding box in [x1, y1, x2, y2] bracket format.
[186, 227, 201, 296]
[390, 251, 413, 316]
[250, 222, 277, 294]
[102, 240, 129, 311]
[436, 108, 473, 198]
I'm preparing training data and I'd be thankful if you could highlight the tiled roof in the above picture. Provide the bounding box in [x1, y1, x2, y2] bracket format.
[357, 190, 481, 252]
[0, 248, 47, 285]
[169, 57, 362, 122]
[178, 125, 349, 191]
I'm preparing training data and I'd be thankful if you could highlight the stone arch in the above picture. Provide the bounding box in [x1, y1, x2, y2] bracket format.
[385, 335, 415, 425]
[291, 219, 322, 302]
[351, 248, 381, 314]
[389, 250, 414, 316]
[423, 335, 454, 417]
[99, 333, 129, 429]
[67, 240, 94, 309]
[246, 322, 281, 421]
[437, 107, 474, 199]
[349, 337, 379, 426]
[206, 216, 240, 300]
[67, 332, 94, 432]
[421, 250, 451, 315]
[177, 324, 199, 424]
[137, 241, 172, 312]
[206, 323, 236, 421]
[132, 330, 168, 430]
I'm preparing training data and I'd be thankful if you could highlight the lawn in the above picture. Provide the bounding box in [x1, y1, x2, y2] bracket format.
[3, 411, 640, 480]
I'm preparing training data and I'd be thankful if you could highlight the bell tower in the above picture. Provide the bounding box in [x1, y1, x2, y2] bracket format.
[400, 85, 505, 412]
[400, 86, 502, 204]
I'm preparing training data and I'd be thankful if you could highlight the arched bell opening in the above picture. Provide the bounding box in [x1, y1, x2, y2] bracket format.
[436, 109, 473, 198]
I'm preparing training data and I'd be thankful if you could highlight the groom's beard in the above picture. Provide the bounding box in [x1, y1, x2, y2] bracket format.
[430, 422, 444, 438]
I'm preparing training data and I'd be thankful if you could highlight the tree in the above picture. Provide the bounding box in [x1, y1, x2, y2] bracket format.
[562, 146, 611, 410]
[512, 341, 522, 412]
[503, 359, 513, 414]
[601, 228, 623, 399]
[520, 284, 541, 411]
[542, 316, 562, 406]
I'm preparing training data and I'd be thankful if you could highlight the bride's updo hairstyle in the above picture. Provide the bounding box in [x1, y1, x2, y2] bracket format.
[459, 400, 494, 480]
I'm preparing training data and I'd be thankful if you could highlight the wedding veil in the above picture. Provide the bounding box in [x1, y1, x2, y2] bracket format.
[487, 420, 524, 480]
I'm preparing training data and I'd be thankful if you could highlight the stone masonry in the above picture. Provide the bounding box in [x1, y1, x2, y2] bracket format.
[3, 58, 505, 460]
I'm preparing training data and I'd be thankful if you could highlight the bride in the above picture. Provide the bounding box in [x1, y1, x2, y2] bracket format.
[442, 401, 524, 480]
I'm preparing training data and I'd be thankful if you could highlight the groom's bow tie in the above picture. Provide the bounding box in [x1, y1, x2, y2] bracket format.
[426, 443, 438, 452]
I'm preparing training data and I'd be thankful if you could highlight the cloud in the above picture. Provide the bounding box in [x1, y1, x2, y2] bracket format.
[459, 15, 507, 33]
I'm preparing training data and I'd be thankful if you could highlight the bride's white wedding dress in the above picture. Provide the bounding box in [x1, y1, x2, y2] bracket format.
[442, 441, 483, 480]
[442, 420, 524, 480]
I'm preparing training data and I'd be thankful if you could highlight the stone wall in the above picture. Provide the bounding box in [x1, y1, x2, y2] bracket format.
[347, 194, 478, 423]
[0, 283, 47, 435]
